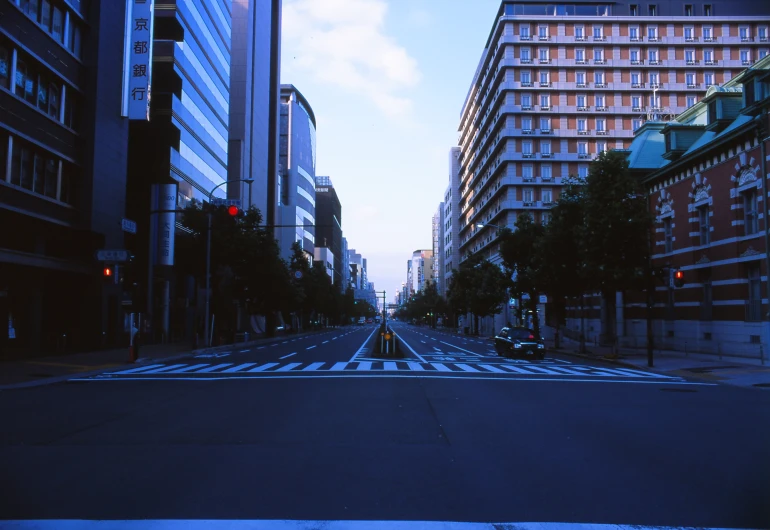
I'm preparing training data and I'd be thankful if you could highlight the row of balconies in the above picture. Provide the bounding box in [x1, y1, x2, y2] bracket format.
[504, 34, 769, 46]
[507, 58, 763, 69]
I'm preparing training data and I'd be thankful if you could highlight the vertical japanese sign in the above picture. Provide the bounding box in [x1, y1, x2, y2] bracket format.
[154, 184, 177, 266]
[122, 0, 154, 120]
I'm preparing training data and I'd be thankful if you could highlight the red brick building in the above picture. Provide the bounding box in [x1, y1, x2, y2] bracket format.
[566, 55, 770, 356]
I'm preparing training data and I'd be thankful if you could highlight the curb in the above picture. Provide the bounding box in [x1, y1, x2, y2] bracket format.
[0, 328, 345, 391]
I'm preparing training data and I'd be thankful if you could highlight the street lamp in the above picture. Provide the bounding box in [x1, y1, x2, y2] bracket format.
[204, 178, 253, 347]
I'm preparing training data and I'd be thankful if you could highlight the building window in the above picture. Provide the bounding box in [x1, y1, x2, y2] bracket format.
[576, 71, 586, 86]
[597, 141, 607, 153]
[540, 140, 551, 155]
[704, 4, 712, 16]
[630, 4, 639, 16]
[663, 218, 673, 253]
[686, 95, 697, 107]
[520, 24, 531, 39]
[539, 71, 549, 85]
[685, 50, 696, 64]
[686, 72, 696, 87]
[521, 48, 531, 62]
[759, 27, 768, 42]
[703, 27, 713, 41]
[740, 49, 752, 65]
[593, 25, 603, 39]
[538, 25, 548, 39]
[0, 45, 9, 89]
[744, 189, 759, 235]
[595, 94, 605, 108]
[649, 72, 659, 86]
[684, 4, 693, 16]
[698, 205, 710, 245]
[576, 48, 585, 62]
[704, 72, 714, 86]
[596, 118, 606, 132]
[539, 48, 549, 62]
[540, 94, 550, 108]
[577, 94, 586, 107]
[577, 118, 587, 132]
[575, 25, 584, 39]
[542, 212, 552, 225]
[578, 140, 588, 155]
[540, 117, 551, 131]
[522, 164, 533, 179]
[541, 165, 552, 180]
[594, 71, 605, 85]
[632, 118, 643, 131]
[51, 5, 64, 43]
[578, 166, 588, 179]
[63, 90, 78, 130]
[522, 116, 532, 131]
[684, 27, 695, 41]
[521, 70, 531, 84]
[747, 264, 762, 321]
[0, 131, 7, 182]
[542, 189, 553, 204]
[632, 94, 641, 109]
[522, 141, 532, 155]
[69, 22, 82, 58]
[523, 189, 534, 203]
[648, 49, 659, 63]
[740, 27, 750, 42]
[648, 4, 657, 16]
[593, 48, 604, 62]
[630, 26, 639, 40]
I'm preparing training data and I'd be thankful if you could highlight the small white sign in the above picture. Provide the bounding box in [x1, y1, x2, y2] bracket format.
[122, 218, 137, 234]
[96, 249, 130, 262]
[539, 295, 548, 304]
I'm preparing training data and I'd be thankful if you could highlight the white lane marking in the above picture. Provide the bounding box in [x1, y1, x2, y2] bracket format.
[136, 364, 188, 374]
[430, 363, 452, 372]
[282, 341, 289, 344]
[303, 362, 325, 371]
[74, 375, 712, 386]
[195, 363, 234, 373]
[407, 362, 425, 371]
[109, 364, 165, 375]
[276, 363, 302, 372]
[356, 362, 372, 371]
[393, 333, 427, 363]
[239, 349, 250, 353]
[383, 361, 398, 371]
[222, 363, 257, 373]
[431, 338, 437, 341]
[348, 327, 379, 362]
[322, 341, 329, 344]
[421, 340, 426, 344]
[455, 363, 481, 373]
[331, 337, 338, 340]
[306, 345, 317, 350]
[247, 363, 279, 372]
[479, 364, 506, 373]
[257, 346, 266, 350]
[279, 352, 297, 360]
[433, 347, 442, 351]
[439, 341, 484, 357]
[330, 362, 348, 371]
[270, 344, 278, 347]
[165, 364, 211, 374]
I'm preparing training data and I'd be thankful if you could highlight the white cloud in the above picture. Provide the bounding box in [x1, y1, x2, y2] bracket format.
[282, 0, 421, 120]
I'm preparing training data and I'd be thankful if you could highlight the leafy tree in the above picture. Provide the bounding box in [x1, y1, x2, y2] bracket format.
[446, 252, 508, 334]
[582, 151, 652, 340]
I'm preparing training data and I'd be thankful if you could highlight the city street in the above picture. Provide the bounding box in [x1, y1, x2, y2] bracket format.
[1, 323, 768, 528]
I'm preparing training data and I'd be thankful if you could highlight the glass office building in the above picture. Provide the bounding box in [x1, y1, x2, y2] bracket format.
[278, 84, 317, 260]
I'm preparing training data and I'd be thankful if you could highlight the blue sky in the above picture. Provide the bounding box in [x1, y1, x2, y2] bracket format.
[281, 0, 501, 301]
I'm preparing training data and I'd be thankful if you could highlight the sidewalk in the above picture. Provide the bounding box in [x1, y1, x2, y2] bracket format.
[548, 337, 770, 389]
[0, 328, 334, 390]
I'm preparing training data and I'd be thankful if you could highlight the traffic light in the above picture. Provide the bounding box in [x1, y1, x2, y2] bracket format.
[673, 269, 685, 288]
[227, 205, 239, 216]
[103, 266, 113, 278]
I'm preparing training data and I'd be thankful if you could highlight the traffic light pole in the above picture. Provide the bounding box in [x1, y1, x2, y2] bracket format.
[204, 178, 253, 347]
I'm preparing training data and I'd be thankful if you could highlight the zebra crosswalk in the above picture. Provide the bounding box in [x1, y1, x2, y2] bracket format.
[71, 358, 688, 384]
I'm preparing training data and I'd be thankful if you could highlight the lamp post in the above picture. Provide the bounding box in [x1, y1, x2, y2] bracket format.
[204, 178, 253, 347]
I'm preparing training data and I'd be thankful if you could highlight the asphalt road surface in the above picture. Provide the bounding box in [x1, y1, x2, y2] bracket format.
[1, 323, 768, 529]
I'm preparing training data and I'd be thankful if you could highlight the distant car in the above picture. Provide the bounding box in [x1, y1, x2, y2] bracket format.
[366, 318, 373, 324]
[357, 317, 366, 325]
[494, 327, 546, 360]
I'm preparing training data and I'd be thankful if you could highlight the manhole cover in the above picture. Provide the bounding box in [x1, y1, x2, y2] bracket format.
[660, 388, 698, 393]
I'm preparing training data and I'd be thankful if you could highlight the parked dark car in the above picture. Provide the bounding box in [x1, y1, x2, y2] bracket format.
[494, 327, 546, 359]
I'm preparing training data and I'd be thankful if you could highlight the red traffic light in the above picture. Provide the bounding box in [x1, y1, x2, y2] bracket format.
[674, 270, 684, 280]
[673, 269, 684, 288]
[103, 267, 113, 277]
[227, 205, 239, 216]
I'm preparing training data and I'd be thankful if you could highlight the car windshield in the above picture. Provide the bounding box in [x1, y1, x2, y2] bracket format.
[508, 328, 538, 340]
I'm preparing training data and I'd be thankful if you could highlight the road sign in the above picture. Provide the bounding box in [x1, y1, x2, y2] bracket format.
[121, 218, 137, 234]
[212, 198, 241, 208]
[539, 295, 548, 304]
[96, 250, 130, 262]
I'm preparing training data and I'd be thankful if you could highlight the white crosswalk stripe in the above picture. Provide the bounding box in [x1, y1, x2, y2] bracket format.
[75, 359, 701, 385]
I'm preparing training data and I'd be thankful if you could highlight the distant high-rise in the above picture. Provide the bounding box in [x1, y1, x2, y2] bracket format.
[458, 0, 770, 266]
[278, 84, 317, 260]
[411, 250, 434, 294]
[315, 176, 343, 288]
[228, 0, 282, 221]
[444, 147, 461, 293]
[432, 203, 445, 296]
